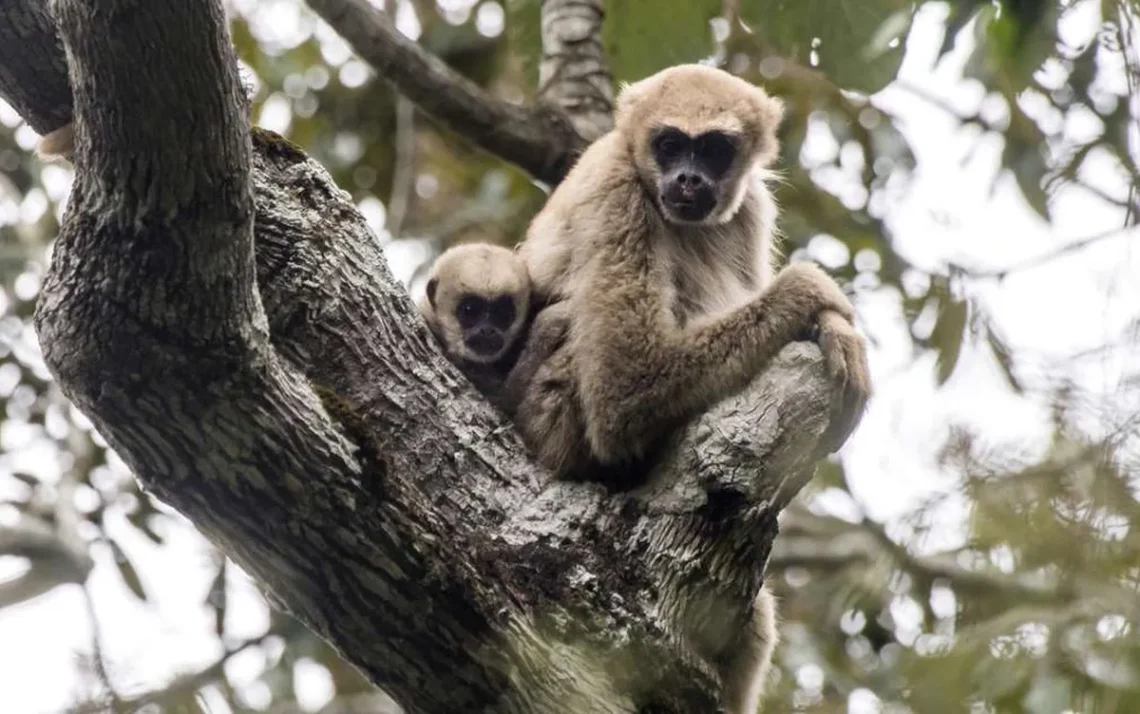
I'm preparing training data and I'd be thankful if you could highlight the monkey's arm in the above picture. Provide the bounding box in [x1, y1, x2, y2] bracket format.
[574, 261, 854, 464]
[499, 301, 572, 415]
[814, 309, 871, 451]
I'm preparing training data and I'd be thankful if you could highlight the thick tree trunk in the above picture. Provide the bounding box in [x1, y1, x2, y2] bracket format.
[0, 1, 843, 711]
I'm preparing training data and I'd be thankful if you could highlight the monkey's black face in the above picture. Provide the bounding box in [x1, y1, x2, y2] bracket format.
[455, 293, 517, 360]
[651, 127, 738, 224]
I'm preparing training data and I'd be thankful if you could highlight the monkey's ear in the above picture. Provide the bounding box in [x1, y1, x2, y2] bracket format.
[425, 277, 439, 308]
[753, 91, 785, 129]
[615, 80, 647, 124]
[764, 95, 786, 127]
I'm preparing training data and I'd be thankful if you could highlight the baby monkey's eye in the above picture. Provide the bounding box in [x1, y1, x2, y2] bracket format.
[488, 295, 517, 329]
[456, 296, 486, 326]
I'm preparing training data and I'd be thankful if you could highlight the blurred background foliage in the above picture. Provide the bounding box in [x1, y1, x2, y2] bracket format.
[0, 0, 1138, 712]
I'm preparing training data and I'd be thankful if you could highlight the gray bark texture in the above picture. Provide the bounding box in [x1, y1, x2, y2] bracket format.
[0, 0, 847, 711]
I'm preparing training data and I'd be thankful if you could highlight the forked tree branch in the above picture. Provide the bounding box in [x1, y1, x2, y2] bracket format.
[0, 1, 846, 711]
[304, 0, 587, 184]
[0, 514, 92, 609]
[0, 0, 72, 133]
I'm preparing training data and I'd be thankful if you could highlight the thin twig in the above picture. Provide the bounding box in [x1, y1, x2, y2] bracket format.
[1117, 1, 1139, 224]
[67, 627, 287, 714]
[385, 94, 416, 238]
[949, 225, 1138, 279]
[81, 582, 119, 709]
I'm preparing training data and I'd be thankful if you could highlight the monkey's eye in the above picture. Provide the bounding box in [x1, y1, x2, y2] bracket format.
[696, 131, 738, 177]
[456, 296, 486, 328]
[653, 130, 689, 162]
[488, 296, 517, 329]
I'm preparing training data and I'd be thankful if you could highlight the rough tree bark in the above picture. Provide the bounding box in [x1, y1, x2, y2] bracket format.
[0, 0, 848, 711]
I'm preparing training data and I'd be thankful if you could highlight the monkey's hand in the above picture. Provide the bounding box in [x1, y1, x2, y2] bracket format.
[767, 263, 869, 450]
[815, 309, 870, 453]
[769, 262, 854, 331]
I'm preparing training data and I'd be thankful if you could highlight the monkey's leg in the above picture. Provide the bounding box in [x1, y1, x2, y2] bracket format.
[718, 586, 778, 714]
[576, 262, 854, 464]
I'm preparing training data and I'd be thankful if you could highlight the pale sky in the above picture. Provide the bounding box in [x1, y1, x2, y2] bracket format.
[0, 1, 1137, 713]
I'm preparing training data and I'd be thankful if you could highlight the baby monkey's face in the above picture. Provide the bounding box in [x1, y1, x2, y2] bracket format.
[421, 242, 531, 366]
[454, 292, 518, 362]
[651, 126, 740, 225]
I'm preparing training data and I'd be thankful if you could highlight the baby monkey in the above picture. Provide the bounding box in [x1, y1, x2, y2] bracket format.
[419, 243, 545, 412]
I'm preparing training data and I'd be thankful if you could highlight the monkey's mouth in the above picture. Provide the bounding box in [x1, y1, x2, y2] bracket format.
[465, 333, 505, 358]
[661, 189, 716, 223]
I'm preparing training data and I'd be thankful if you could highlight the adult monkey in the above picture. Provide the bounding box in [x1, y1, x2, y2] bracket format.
[511, 64, 871, 713]
[514, 64, 869, 480]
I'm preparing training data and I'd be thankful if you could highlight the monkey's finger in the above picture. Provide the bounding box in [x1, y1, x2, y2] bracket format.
[835, 341, 870, 440]
[816, 312, 849, 382]
[816, 313, 870, 452]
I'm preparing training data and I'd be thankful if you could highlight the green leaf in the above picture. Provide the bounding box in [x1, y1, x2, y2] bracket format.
[125, 507, 166, 544]
[603, 0, 721, 82]
[10, 471, 39, 488]
[206, 560, 227, 638]
[939, 0, 986, 60]
[739, 0, 917, 94]
[930, 295, 968, 385]
[963, 1, 1058, 93]
[1003, 137, 1050, 220]
[984, 320, 1023, 393]
[1023, 673, 1072, 714]
[109, 540, 149, 602]
[505, 0, 543, 86]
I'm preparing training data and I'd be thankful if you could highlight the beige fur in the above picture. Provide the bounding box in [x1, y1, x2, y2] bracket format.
[719, 586, 780, 714]
[36, 122, 75, 161]
[512, 64, 871, 712]
[419, 243, 535, 412]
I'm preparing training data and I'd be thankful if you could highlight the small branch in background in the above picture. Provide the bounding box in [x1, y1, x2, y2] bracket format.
[537, 0, 614, 141]
[721, 0, 741, 27]
[81, 582, 119, 710]
[949, 225, 1138, 279]
[268, 692, 403, 714]
[898, 78, 1136, 214]
[772, 506, 1057, 603]
[1116, 0, 1140, 224]
[304, 0, 585, 184]
[67, 627, 289, 714]
[0, 442, 94, 607]
[385, 94, 416, 238]
[1055, 172, 1133, 210]
[0, 536, 90, 608]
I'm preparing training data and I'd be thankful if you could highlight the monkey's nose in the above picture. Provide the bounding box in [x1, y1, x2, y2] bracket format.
[676, 172, 705, 193]
[466, 329, 504, 357]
